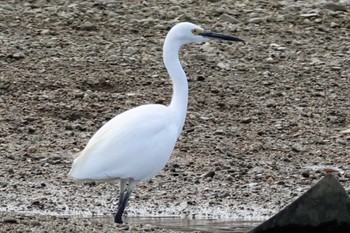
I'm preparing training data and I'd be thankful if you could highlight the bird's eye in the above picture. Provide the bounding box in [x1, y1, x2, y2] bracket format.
[191, 28, 201, 35]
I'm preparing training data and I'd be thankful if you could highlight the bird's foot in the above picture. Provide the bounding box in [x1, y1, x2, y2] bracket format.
[114, 213, 123, 224]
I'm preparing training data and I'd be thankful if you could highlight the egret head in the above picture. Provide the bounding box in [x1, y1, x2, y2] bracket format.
[166, 22, 245, 46]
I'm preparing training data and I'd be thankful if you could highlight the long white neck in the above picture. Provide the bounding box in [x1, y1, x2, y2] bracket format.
[163, 38, 188, 137]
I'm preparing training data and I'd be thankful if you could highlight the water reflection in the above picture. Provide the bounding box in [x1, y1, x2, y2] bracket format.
[125, 217, 260, 232]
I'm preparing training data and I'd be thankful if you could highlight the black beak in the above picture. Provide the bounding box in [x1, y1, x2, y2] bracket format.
[199, 31, 245, 45]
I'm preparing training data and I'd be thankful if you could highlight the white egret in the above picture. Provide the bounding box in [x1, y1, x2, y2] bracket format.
[69, 22, 244, 224]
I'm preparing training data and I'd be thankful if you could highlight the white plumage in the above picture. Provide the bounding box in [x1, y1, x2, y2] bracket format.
[69, 22, 244, 224]
[69, 105, 178, 181]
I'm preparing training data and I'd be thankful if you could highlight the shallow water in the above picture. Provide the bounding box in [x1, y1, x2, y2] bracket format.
[120, 217, 260, 232]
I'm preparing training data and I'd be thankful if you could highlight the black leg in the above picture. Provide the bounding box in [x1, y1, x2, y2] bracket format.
[118, 190, 125, 209]
[117, 179, 127, 213]
[114, 189, 132, 224]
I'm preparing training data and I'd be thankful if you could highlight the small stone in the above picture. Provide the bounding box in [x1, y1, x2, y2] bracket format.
[74, 124, 86, 131]
[322, 3, 347, 12]
[143, 224, 155, 231]
[40, 29, 50, 35]
[2, 217, 18, 224]
[249, 17, 262, 24]
[330, 22, 338, 28]
[79, 21, 97, 31]
[201, 170, 215, 178]
[28, 126, 36, 133]
[341, 129, 350, 134]
[302, 169, 310, 178]
[336, 138, 347, 145]
[12, 52, 25, 59]
[65, 124, 73, 130]
[270, 43, 287, 51]
[291, 143, 306, 152]
[28, 146, 37, 153]
[240, 117, 252, 124]
[300, 13, 318, 18]
[0, 4, 15, 11]
[266, 57, 275, 63]
[196, 75, 205, 81]
[314, 18, 322, 23]
[219, 13, 241, 24]
[217, 62, 230, 70]
[265, 99, 277, 108]
[328, 60, 342, 70]
[31, 221, 41, 226]
[127, 46, 138, 54]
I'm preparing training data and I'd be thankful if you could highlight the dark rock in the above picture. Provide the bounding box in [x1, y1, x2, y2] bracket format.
[301, 169, 310, 178]
[240, 117, 252, 124]
[2, 217, 18, 224]
[79, 21, 97, 31]
[249, 174, 350, 233]
[196, 75, 205, 81]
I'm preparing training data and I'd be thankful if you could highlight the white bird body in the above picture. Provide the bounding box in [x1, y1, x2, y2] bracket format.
[68, 22, 244, 224]
[69, 104, 179, 181]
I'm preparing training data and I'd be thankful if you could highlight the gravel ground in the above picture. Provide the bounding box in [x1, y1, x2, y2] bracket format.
[1, 0, 349, 232]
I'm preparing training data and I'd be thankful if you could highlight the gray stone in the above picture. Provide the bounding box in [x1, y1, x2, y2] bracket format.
[2, 217, 18, 224]
[12, 51, 25, 59]
[249, 174, 350, 233]
[300, 13, 319, 18]
[219, 14, 241, 24]
[322, 3, 347, 12]
[79, 21, 97, 31]
[249, 17, 262, 24]
[201, 171, 215, 178]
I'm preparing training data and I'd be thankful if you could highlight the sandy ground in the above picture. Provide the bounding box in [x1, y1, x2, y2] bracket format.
[1, 0, 350, 232]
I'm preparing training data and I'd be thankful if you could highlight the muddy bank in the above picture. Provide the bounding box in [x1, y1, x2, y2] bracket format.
[1, 0, 349, 232]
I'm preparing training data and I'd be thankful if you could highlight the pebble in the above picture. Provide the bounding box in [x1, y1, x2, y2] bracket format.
[217, 62, 230, 70]
[240, 117, 252, 124]
[40, 29, 50, 35]
[8, 168, 15, 174]
[65, 124, 73, 130]
[330, 22, 339, 28]
[328, 60, 342, 70]
[11, 51, 25, 59]
[341, 129, 350, 134]
[201, 171, 215, 178]
[266, 57, 275, 63]
[291, 143, 306, 152]
[336, 138, 347, 145]
[32, 221, 41, 226]
[322, 3, 347, 12]
[28, 146, 37, 153]
[0, 4, 15, 11]
[219, 13, 241, 24]
[265, 99, 277, 108]
[270, 43, 287, 51]
[301, 169, 310, 178]
[27, 126, 36, 134]
[196, 75, 205, 81]
[300, 13, 318, 18]
[248, 17, 262, 24]
[79, 21, 97, 31]
[2, 217, 18, 224]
